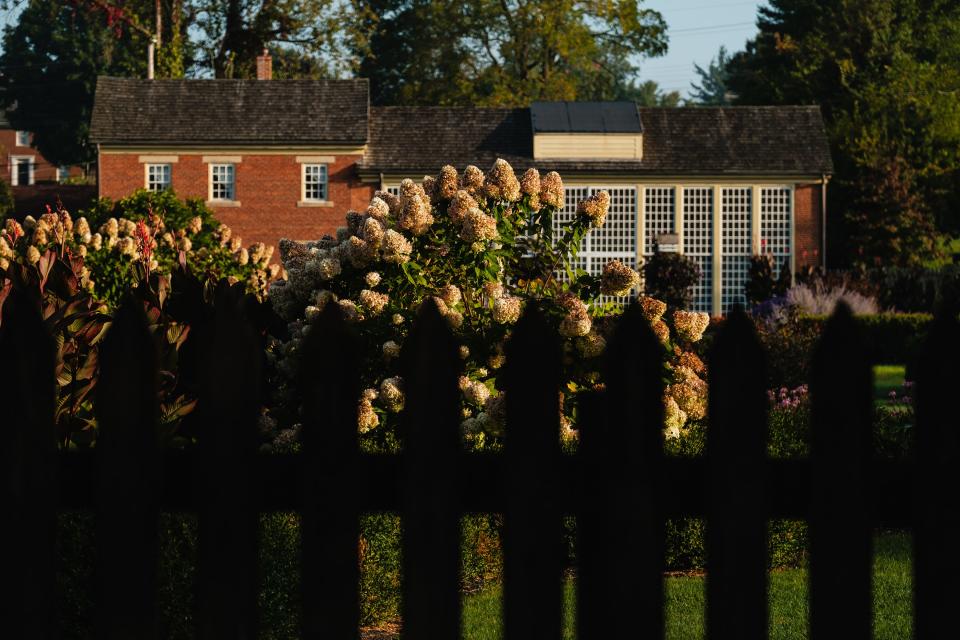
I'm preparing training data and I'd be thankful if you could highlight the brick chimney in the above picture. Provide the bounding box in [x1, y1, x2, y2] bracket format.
[256, 49, 272, 80]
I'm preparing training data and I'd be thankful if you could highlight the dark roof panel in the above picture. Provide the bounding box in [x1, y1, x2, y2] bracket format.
[365, 105, 833, 176]
[531, 101, 641, 133]
[90, 77, 369, 144]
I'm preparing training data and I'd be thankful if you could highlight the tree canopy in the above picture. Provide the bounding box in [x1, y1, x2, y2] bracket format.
[689, 45, 732, 106]
[725, 0, 960, 267]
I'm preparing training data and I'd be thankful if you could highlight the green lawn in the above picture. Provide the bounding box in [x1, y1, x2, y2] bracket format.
[461, 533, 912, 639]
[874, 365, 906, 402]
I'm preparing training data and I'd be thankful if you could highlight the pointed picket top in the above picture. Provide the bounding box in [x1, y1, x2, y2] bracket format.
[502, 304, 563, 640]
[196, 280, 262, 639]
[914, 307, 960, 636]
[0, 285, 57, 637]
[578, 301, 666, 639]
[706, 306, 768, 640]
[299, 299, 362, 639]
[809, 301, 873, 639]
[400, 297, 462, 640]
[95, 295, 161, 639]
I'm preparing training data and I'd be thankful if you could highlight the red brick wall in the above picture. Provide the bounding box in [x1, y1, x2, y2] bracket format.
[0, 129, 85, 184]
[794, 183, 824, 269]
[98, 151, 375, 251]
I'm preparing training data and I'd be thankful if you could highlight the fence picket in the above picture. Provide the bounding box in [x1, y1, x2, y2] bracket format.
[95, 298, 160, 639]
[300, 302, 361, 639]
[502, 306, 563, 640]
[578, 303, 665, 639]
[196, 283, 262, 639]
[401, 299, 462, 639]
[0, 287, 57, 638]
[706, 308, 768, 640]
[809, 303, 873, 640]
[914, 309, 960, 636]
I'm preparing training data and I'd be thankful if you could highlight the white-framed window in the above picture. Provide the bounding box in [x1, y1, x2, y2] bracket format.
[720, 186, 753, 313]
[146, 163, 171, 192]
[682, 187, 715, 313]
[15, 131, 30, 147]
[760, 186, 792, 280]
[209, 163, 235, 201]
[10, 155, 34, 185]
[57, 165, 70, 183]
[643, 186, 676, 257]
[302, 164, 328, 201]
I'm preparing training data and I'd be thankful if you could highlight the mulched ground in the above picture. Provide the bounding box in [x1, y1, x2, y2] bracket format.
[360, 622, 401, 639]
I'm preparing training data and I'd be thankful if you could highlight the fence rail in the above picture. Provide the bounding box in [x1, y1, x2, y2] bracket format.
[1, 281, 958, 639]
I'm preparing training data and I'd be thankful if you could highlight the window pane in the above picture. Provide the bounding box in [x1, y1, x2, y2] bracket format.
[211, 164, 235, 200]
[147, 164, 171, 192]
[303, 164, 327, 201]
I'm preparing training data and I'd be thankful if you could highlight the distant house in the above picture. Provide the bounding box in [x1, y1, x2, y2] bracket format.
[0, 110, 85, 186]
[90, 53, 833, 315]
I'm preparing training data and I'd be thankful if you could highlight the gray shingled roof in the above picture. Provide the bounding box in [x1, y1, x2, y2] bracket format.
[364, 105, 833, 176]
[89, 77, 369, 145]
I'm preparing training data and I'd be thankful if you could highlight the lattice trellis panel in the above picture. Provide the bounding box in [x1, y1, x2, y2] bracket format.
[760, 186, 792, 279]
[555, 186, 637, 305]
[720, 187, 753, 313]
[682, 187, 714, 313]
[643, 187, 676, 257]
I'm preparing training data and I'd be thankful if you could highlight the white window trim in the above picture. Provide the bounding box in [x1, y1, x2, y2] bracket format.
[15, 131, 30, 147]
[144, 163, 173, 192]
[207, 163, 239, 205]
[300, 163, 330, 206]
[10, 155, 35, 186]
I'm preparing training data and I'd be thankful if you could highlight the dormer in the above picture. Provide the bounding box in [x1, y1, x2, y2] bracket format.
[531, 101, 643, 160]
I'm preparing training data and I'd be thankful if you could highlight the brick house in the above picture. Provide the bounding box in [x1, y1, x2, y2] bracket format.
[90, 62, 832, 315]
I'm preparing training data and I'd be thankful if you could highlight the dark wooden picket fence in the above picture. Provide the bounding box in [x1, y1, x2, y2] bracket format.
[1, 282, 958, 639]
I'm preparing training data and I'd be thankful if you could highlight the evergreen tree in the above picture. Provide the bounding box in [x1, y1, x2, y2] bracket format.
[689, 45, 732, 105]
[725, 0, 960, 267]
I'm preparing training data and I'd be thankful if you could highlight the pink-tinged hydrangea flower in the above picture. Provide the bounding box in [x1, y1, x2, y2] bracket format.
[379, 377, 405, 412]
[484, 392, 507, 429]
[421, 175, 436, 198]
[363, 388, 378, 401]
[459, 345, 470, 359]
[448, 190, 479, 223]
[492, 296, 522, 324]
[539, 171, 564, 208]
[600, 260, 640, 296]
[361, 216, 385, 247]
[101, 218, 119, 239]
[398, 194, 434, 236]
[669, 378, 707, 420]
[373, 191, 402, 217]
[577, 331, 606, 358]
[187, 216, 203, 234]
[359, 289, 389, 315]
[436, 165, 459, 200]
[483, 281, 504, 300]
[520, 167, 540, 196]
[559, 312, 591, 338]
[664, 395, 686, 438]
[652, 319, 670, 343]
[673, 310, 710, 343]
[383, 340, 401, 359]
[382, 230, 412, 264]
[678, 350, 706, 376]
[74, 217, 91, 238]
[483, 159, 521, 202]
[460, 208, 498, 243]
[309, 256, 341, 281]
[439, 284, 462, 307]
[26, 245, 41, 264]
[315, 289, 337, 308]
[392, 313, 404, 325]
[366, 196, 390, 221]
[577, 190, 610, 227]
[639, 296, 667, 323]
[365, 271, 382, 287]
[464, 380, 491, 406]
[90, 233, 103, 251]
[358, 398, 379, 433]
[235, 247, 249, 265]
[460, 165, 484, 194]
[346, 210, 366, 235]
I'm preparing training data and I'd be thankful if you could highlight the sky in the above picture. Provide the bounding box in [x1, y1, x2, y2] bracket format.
[640, 0, 766, 99]
[0, 0, 767, 100]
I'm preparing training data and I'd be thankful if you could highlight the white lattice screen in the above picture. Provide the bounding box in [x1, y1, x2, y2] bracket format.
[643, 187, 676, 257]
[682, 187, 714, 313]
[555, 186, 637, 304]
[760, 186, 792, 279]
[720, 187, 753, 312]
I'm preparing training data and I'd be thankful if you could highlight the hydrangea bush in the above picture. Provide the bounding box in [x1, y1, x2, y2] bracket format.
[267, 159, 709, 447]
[0, 190, 280, 308]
